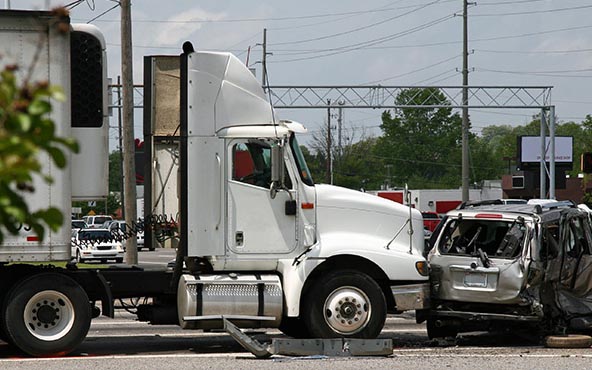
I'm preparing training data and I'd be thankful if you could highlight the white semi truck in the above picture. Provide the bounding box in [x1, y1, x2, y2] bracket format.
[0, 10, 429, 357]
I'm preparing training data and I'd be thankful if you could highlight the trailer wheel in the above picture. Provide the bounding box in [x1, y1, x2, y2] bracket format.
[2, 273, 91, 357]
[304, 270, 386, 339]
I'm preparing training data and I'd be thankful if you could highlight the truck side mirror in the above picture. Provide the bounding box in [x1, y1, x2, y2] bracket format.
[270, 143, 284, 199]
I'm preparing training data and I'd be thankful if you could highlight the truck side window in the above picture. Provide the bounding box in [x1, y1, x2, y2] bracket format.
[232, 142, 272, 189]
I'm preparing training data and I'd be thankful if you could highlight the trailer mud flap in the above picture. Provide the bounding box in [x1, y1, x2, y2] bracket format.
[95, 270, 114, 318]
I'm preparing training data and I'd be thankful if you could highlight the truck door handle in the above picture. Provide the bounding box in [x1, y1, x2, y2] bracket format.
[235, 231, 244, 246]
[215, 153, 221, 230]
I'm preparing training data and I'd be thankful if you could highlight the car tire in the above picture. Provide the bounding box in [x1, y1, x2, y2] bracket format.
[544, 334, 592, 348]
[1, 273, 92, 356]
[304, 270, 386, 339]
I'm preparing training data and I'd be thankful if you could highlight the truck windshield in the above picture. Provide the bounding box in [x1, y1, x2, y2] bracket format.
[290, 134, 314, 186]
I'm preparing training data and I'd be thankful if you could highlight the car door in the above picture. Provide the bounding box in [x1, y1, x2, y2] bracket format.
[226, 139, 297, 255]
[545, 210, 592, 318]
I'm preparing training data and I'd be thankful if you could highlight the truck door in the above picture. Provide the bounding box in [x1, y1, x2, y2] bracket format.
[226, 139, 297, 254]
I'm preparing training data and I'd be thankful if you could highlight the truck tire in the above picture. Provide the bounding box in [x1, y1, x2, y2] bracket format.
[2, 273, 92, 357]
[304, 270, 386, 339]
[544, 334, 592, 348]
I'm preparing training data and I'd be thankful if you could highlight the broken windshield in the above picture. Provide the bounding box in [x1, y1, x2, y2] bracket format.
[438, 219, 527, 259]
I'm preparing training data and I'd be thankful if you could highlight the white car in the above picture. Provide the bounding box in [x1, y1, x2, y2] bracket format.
[82, 215, 113, 229]
[71, 228, 124, 263]
[108, 220, 151, 251]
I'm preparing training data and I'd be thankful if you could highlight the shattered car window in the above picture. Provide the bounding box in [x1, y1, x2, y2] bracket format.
[438, 219, 526, 259]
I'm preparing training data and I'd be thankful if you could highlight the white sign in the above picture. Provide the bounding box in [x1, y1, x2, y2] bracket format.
[520, 136, 573, 163]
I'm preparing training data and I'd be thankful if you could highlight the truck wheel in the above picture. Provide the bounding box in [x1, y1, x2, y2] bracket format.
[279, 317, 311, 338]
[304, 270, 386, 339]
[2, 273, 92, 357]
[426, 318, 458, 339]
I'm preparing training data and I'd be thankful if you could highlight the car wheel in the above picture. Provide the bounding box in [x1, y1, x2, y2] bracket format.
[304, 270, 386, 339]
[1, 273, 92, 356]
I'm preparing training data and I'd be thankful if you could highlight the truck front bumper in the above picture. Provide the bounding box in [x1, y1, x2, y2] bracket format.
[391, 283, 430, 311]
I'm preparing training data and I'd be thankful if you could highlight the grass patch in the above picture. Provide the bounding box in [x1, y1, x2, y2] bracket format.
[9, 261, 112, 269]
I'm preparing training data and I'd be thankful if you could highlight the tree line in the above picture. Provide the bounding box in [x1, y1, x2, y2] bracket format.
[302, 87, 592, 192]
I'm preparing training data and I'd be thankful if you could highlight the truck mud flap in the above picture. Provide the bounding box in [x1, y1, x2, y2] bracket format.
[223, 318, 393, 358]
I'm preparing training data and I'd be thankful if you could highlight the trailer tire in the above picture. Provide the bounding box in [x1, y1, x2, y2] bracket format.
[304, 270, 386, 339]
[544, 334, 592, 348]
[2, 273, 92, 357]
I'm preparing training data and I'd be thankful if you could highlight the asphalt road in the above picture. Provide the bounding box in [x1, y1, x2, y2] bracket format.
[1, 248, 591, 368]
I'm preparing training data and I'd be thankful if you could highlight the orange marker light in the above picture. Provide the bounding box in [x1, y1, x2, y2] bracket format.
[301, 203, 314, 209]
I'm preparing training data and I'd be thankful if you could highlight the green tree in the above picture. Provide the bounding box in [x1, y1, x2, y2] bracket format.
[0, 65, 78, 242]
[374, 88, 462, 189]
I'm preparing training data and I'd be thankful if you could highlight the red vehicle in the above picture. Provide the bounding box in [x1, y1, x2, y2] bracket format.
[421, 211, 441, 232]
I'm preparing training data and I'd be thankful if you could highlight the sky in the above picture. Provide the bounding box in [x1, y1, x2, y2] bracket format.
[10, 0, 592, 152]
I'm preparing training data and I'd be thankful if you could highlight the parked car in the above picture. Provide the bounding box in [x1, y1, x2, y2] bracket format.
[71, 228, 124, 263]
[71, 219, 88, 231]
[82, 215, 113, 229]
[108, 220, 151, 251]
[421, 211, 441, 232]
[423, 200, 592, 339]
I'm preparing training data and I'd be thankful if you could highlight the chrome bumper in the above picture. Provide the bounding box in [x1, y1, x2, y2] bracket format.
[391, 283, 430, 311]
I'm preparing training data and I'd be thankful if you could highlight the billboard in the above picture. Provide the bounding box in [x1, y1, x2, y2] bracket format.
[518, 136, 573, 168]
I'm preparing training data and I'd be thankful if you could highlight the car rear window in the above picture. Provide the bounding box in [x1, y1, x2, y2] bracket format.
[78, 230, 112, 240]
[438, 218, 526, 259]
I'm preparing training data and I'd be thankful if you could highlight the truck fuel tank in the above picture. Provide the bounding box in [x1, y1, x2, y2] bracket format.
[178, 274, 283, 330]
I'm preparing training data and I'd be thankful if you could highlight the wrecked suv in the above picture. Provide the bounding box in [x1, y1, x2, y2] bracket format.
[420, 200, 592, 339]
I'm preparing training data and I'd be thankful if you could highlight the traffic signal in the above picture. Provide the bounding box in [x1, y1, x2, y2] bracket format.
[582, 152, 592, 173]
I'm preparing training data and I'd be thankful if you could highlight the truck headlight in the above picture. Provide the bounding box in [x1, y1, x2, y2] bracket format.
[415, 261, 429, 276]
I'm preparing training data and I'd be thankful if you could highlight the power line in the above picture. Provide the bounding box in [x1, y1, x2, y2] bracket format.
[74, 0, 458, 25]
[475, 47, 592, 55]
[268, 0, 442, 46]
[361, 54, 461, 84]
[270, 13, 457, 63]
[478, 67, 592, 78]
[473, 4, 592, 16]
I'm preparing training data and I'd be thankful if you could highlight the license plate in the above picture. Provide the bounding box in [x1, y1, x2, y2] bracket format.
[464, 272, 487, 288]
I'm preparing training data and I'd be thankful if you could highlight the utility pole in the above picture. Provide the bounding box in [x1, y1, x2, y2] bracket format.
[261, 28, 267, 89]
[121, 0, 138, 264]
[326, 99, 332, 184]
[117, 76, 125, 219]
[461, 0, 470, 202]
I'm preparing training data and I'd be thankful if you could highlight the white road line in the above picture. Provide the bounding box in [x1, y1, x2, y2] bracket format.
[2, 352, 592, 363]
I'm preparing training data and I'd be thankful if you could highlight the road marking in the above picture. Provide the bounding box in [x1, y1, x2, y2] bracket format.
[2, 351, 592, 363]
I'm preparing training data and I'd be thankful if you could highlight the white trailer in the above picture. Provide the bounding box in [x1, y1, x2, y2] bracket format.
[0, 11, 429, 357]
